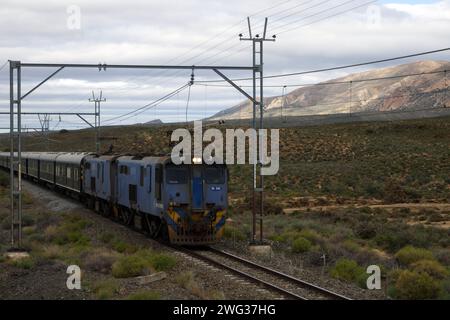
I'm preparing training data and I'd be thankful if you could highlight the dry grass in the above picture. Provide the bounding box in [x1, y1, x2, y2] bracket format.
[176, 271, 225, 299]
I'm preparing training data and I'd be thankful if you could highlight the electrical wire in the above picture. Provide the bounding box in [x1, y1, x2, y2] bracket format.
[104, 83, 190, 124]
[196, 69, 448, 88]
[197, 47, 450, 83]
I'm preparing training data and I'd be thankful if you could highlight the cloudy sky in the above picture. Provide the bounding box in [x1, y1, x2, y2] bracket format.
[0, 0, 449, 131]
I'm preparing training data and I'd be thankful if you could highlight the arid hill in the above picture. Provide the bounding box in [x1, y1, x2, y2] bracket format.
[208, 60, 450, 120]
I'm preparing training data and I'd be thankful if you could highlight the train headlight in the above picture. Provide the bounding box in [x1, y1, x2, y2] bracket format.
[192, 156, 202, 164]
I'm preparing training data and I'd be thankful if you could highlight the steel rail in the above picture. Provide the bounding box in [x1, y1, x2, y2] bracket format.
[208, 247, 352, 300]
[172, 245, 308, 300]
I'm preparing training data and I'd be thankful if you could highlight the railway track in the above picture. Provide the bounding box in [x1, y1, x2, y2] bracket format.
[172, 245, 352, 300]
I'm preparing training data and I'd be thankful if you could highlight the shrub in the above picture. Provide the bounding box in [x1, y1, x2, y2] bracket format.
[41, 244, 65, 259]
[99, 232, 115, 244]
[291, 237, 312, 253]
[355, 222, 377, 239]
[411, 260, 449, 280]
[394, 270, 441, 299]
[81, 249, 119, 273]
[111, 250, 176, 278]
[9, 257, 35, 269]
[126, 290, 161, 300]
[111, 255, 152, 278]
[148, 253, 177, 272]
[330, 258, 365, 283]
[222, 225, 246, 241]
[111, 239, 138, 254]
[92, 279, 120, 300]
[342, 240, 362, 253]
[298, 229, 321, 243]
[395, 246, 434, 266]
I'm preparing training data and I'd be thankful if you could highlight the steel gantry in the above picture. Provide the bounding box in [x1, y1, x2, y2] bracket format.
[6, 19, 274, 248]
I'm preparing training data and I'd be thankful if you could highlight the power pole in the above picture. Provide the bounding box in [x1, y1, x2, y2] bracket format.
[9, 60, 23, 250]
[89, 90, 106, 153]
[38, 113, 51, 150]
[240, 17, 275, 244]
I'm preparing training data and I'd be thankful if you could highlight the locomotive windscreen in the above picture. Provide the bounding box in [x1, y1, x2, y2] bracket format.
[166, 167, 188, 184]
[204, 167, 224, 184]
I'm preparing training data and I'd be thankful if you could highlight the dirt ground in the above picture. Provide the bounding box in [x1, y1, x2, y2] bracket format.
[0, 180, 278, 300]
[0, 179, 383, 300]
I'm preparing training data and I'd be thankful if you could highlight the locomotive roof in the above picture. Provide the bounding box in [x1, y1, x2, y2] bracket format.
[55, 152, 90, 164]
[116, 155, 171, 165]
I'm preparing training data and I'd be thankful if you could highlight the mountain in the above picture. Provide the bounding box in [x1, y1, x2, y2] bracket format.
[140, 119, 163, 125]
[208, 60, 450, 121]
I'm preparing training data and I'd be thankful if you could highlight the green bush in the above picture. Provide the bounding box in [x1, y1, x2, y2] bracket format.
[111, 250, 176, 278]
[394, 270, 441, 299]
[92, 279, 120, 300]
[395, 246, 434, 266]
[112, 255, 151, 278]
[99, 232, 115, 244]
[291, 237, 312, 253]
[148, 253, 177, 271]
[411, 260, 449, 280]
[222, 225, 246, 241]
[9, 257, 35, 269]
[298, 229, 321, 243]
[111, 239, 138, 254]
[330, 258, 365, 283]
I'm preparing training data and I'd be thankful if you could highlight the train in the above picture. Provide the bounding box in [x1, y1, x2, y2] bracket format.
[0, 152, 228, 245]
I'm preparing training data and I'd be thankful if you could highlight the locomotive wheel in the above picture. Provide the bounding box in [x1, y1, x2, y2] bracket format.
[121, 209, 135, 226]
[143, 215, 160, 239]
[159, 220, 169, 242]
[102, 202, 111, 217]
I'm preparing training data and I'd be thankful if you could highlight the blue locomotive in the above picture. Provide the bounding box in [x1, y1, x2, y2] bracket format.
[0, 152, 228, 245]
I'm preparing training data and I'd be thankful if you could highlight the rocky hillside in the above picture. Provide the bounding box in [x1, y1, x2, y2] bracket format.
[208, 60, 449, 120]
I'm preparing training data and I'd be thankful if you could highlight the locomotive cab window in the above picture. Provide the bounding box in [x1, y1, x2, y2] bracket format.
[166, 167, 188, 184]
[120, 165, 129, 175]
[205, 167, 224, 184]
[155, 164, 162, 201]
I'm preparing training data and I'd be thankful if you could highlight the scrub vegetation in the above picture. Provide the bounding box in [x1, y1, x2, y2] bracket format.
[1, 116, 449, 299]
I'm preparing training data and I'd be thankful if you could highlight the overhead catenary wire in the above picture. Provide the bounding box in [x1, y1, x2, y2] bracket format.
[196, 47, 450, 83]
[271, 0, 361, 33]
[274, 0, 377, 35]
[103, 83, 190, 124]
[196, 69, 449, 88]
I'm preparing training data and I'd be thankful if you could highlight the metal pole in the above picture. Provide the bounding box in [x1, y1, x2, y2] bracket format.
[95, 101, 99, 153]
[17, 64, 22, 247]
[89, 91, 105, 153]
[9, 61, 14, 247]
[259, 39, 264, 243]
[252, 39, 257, 244]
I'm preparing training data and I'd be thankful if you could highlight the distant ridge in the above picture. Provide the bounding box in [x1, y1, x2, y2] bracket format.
[207, 60, 450, 121]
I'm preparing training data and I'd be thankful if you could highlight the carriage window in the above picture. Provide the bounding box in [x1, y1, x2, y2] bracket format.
[119, 165, 129, 175]
[147, 166, 152, 192]
[97, 163, 100, 178]
[166, 167, 187, 184]
[101, 163, 104, 182]
[140, 166, 144, 187]
[205, 167, 224, 184]
[155, 164, 162, 201]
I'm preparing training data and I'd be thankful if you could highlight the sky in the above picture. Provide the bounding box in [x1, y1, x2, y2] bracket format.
[0, 0, 449, 131]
